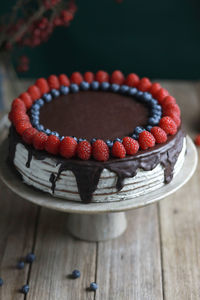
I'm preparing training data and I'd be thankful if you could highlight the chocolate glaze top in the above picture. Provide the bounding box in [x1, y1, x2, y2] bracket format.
[39, 91, 149, 140]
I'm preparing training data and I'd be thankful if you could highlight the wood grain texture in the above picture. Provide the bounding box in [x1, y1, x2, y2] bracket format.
[27, 208, 97, 300]
[159, 81, 200, 299]
[95, 205, 163, 300]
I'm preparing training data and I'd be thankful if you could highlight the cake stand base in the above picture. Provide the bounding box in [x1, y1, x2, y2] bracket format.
[0, 136, 197, 242]
[67, 212, 127, 241]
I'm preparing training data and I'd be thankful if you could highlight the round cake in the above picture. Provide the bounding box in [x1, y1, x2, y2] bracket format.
[8, 71, 186, 203]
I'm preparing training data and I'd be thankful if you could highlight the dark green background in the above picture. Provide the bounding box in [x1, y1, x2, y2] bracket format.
[2, 0, 200, 79]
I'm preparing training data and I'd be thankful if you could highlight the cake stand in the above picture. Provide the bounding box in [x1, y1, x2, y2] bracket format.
[0, 136, 197, 242]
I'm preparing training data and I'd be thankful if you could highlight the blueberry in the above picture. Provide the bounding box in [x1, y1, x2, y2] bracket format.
[143, 92, 152, 101]
[149, 99, 158, 106]
[80, 81, 90, 91]
[72, 269, 81, 279]
[111, 83, 120, 92]
[91, 138, 97, 144]
[128, 87, 138, 96]
[151, 109, 162, 116]
[146, 125, 153, 131]
[154, 104, 162, 111]
[21, 284, 29, 294]
[135, 90, 143, 99]
[60, 136, 65, 141]
[60, 85, 69, 95]
[26, 253, 36, 263]
[120, 85, 129, 94]
[71, 136, 78, 142]
[78, 138, 86, 143]
[101, 82, 110, 91]
[36, 124, 44, 131]
[45, 128, 51, 135]
[32, 115, 39, 120]
[90, 282, 98, 291]
[17, 261, 25, 270]
[114, 138, 122, 143]
[148, 117, 159, 126]
[134, 126, 145, 135]
[32, 119, 39, 126]
[43, 93, 52, 103]
[51, 131, 59, 137]
[51, 89, 60, 98]
[37, 98, 44, 107]
[106, 140, 113, 148]
[32, 104, 40, 110]
[0, 278, 3, 286]
[70, 83, 79, 93]
[91, 81, 99, 90]
[131, 133, 137, 139]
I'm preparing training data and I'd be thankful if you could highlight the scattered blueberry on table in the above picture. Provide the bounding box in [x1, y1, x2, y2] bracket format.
[17, 261, 25, 270]
[72, 269, 81, 279]
[26, 253, 36, 263]
[0, 278, 3, 286]
[21, 284, 29, 294]
[90, 282, 98, 291]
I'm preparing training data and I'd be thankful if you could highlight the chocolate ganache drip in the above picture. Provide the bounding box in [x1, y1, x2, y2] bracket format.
[8, 126, 185, 203]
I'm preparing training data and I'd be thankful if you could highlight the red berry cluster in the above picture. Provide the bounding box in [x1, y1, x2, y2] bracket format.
[17, 56, 30, 73]
[9, 71, 182, 161]
[43, 0, 61, 9]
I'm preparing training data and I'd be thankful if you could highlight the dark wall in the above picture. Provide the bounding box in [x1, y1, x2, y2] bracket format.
[2, 0, 200, 79]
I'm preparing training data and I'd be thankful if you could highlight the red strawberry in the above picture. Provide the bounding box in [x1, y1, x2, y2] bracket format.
[35, 78, 50, 94]
[33, 132, 48, 150]
[45, 135, 60, 155]
[27, 85, 41, 101]
[155, 88, 169, 104]
[167, 112, 181, 127]
[92, 139, 109, 161]
[70, 72, 83, 85]
[95, 71, 109, 83]
[59, 136, 77, 158]
[150, 126, 167, 144]
[15, 120, 32, 135]
[162, 95, 176, 109]
[12, 110, 30, 125]
[19, 92, 33, 109]
[122, 137, 139, 155]
[137, 77, 152, 92]
[77, 140, 92, 160]
[22, 127, 38, 144]
[12, 98, 26, 112]
[84, 71, 94, 83]
[110, 70, 125, 85]
[59, 74, 70, 86]
[149, 82, 161, 98]
[159, 116, 177, 135]
[48, 75, 60, 89]
[163, 103, 181, 117]
[125, 73, 140, 87]
[112, 141, 126, 158]
[139, 131, 155, 150]
[195, 134, 200, 146]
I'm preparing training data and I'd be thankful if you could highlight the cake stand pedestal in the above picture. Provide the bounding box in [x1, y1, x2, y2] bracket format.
[0, 136, 197, 242]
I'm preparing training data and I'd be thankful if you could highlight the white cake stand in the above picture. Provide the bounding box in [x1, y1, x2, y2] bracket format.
[0, 136, 197, 241]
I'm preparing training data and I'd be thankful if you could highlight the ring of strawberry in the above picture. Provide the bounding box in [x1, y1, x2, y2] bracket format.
[9, 71, 181, 161]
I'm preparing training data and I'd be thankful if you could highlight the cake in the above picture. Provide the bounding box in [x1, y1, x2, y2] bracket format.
[8, 71, 186, 204]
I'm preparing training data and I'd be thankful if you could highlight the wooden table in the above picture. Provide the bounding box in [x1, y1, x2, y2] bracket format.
[0, 80, 200, 300]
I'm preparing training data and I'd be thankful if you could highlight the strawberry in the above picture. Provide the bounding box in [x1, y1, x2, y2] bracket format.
[163, 103, 181, 117]
[92, 139, 109, 161]
[15, 120, 32, 135]
[159, 116, 177, 135]
[59, 74, 70, 86]
[162, 95, 176, 109]
[112, 141, 126, 158]
[45, 135, 60, 155]
[138, 131, 155, 150]
[84, 71, 94, 83]
[167, 112, 181, 127]
[27, 85, 41, 101]
[33, 132, 48, 150]
[150, 126, 167, 144]
[35, 78, 50, 94]
[155, 88, 169, 104]
[110, 70, 125, 85]
[59, 136, 77, 158]
[195, 134, 200, 146]
[48, 75, 60, 89]
[122, 137, 139, 155]
[22, 127, 38, 144]
[125, 73, 140, 87]
[12, 98, 26, 112]
[77, 140, 92, 160]
[19, 92, 33, 109]
[70, 72, 83, 85]
[137, 77, 152, 92]
[149, 82, 161, 98]
[95, 71, 109, 83]
[12, 110, 30, 125]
